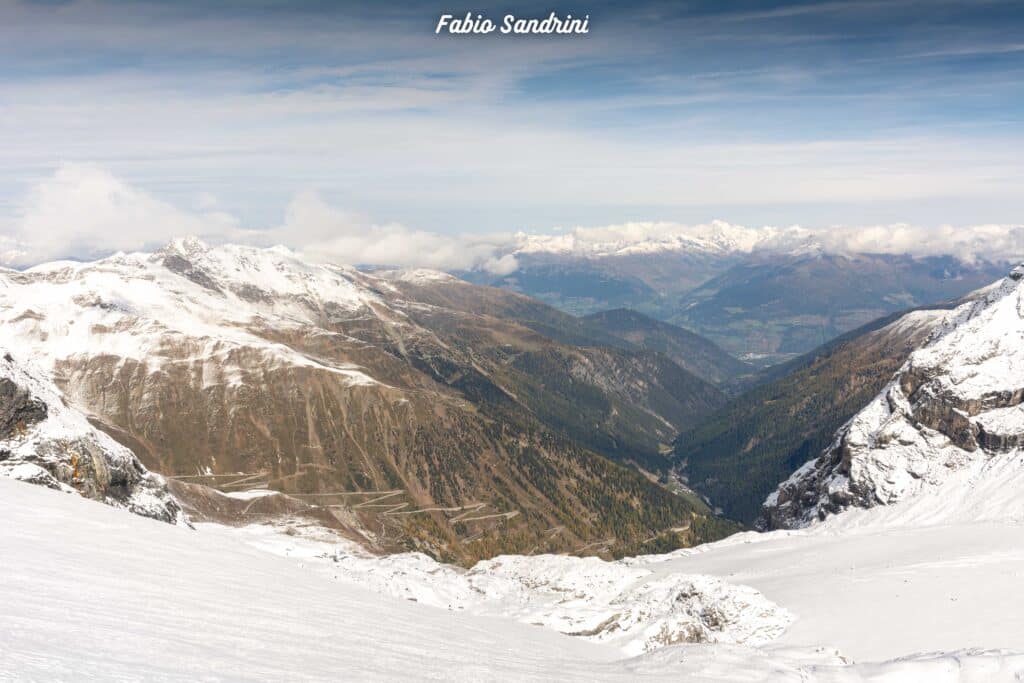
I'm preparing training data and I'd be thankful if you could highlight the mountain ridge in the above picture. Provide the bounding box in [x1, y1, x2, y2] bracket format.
[0, 238, 735, 562]
[762, 264, 1024, 529]
[673, 304, 952, 522]
[583, 308, 752, 388]
[466, 241, 1008, 364]
[0, 349, 184, 524]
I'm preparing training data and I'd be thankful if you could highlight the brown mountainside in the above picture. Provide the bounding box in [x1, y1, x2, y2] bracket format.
[0, 241, 734, 563]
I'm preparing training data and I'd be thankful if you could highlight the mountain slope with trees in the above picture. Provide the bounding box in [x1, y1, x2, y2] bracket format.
[673, 307, 950, 522]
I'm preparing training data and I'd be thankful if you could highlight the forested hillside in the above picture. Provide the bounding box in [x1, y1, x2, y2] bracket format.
[673, 308, 948, 522]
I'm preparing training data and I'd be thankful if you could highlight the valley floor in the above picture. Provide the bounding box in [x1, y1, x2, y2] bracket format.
[3, 477, 1024, 681]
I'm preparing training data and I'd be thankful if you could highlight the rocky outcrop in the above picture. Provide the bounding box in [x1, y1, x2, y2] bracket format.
[0, 351, 185, 524]
[761, 265, 1024, 529]
[0, 374, 48, 436]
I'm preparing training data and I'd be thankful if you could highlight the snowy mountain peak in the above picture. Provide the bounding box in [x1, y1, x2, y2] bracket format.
[762, 265, 1024, 529]
[509, 221, 819, 259]
[161, 235, 211, 258]
[0, 241, 398, 397]
[153, 239, 374, 305]
[377, 267, 461, 285]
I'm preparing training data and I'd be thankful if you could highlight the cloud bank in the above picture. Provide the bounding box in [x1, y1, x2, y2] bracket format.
[1, 164, 1021, 273]
[511, 220, 1024, 263]
[280, 192, 518, 275]
[0, 163, 517, 274]
[815, 223, 1024, 263]
[3, 164, 237, 265]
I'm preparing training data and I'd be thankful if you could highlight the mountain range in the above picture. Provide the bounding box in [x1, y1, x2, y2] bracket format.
[463, 224, 1008, 365]
[6, 257, 1024, 679]
[0, 238, 737, 563]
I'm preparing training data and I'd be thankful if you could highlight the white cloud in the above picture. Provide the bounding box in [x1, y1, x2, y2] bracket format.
[817, 223, 1024, 263]
[3, 60, 1023, 235]
[1, 164, 1020, 273]
[0, 164, 516, 273]
[278, 191, 515, 273]
[512, 219, 1024, 263]
[5, 163, 236, 265]
[480, 254, 520, 276]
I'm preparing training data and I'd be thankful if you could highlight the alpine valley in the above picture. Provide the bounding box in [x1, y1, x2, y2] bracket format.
[8, 0, 1024, 678]
[6, 237, 1024, 681]
[462, 222, 1008, 366]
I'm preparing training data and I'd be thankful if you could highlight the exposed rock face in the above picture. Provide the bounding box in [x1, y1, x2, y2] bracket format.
[0, 351, 184, 524]
[761, 265, 1024, 529]
[0, 239, 732, 561]
[0, 375, 48, 435]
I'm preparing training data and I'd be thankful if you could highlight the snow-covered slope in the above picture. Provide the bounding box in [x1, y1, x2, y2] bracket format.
[232, 522, 791, 657]
[763, 265, 1024, 529]
[643, 519, 1024, 664]
[5, 476, 1024, 681]
[0, 237, 390, 385]
[0, 350, 183, 523]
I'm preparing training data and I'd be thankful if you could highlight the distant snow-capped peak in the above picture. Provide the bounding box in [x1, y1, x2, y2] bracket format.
[373, 267, 461, 285]
[509, 221, 819, 259]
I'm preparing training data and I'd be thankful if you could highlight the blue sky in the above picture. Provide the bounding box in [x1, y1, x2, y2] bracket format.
[0, 0, 1023, 264]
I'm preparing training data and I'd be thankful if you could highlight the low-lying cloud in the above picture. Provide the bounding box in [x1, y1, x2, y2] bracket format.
[1, 164, 1021, 274]
[816, 223, 1024, 263]
[4, 163, 237, 265]
[280, 192, 518, 275]
[0, 163, 517, 274]
[514, 220, 1024, 264]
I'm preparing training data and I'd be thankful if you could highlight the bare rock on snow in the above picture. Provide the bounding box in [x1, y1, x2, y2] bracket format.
[0, 351, 185, 524]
